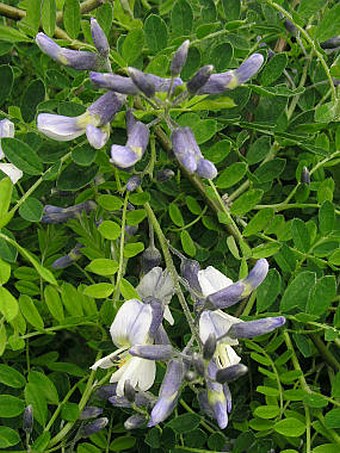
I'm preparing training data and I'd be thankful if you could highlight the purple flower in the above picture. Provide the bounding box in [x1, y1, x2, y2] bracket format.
[37, 92, 124, 149]
[41, 201, 96, 224]
[228, 316, 286, 339]
[51, 243, 83, 270]
[171, 40, 190, 76]
[199, 53, 264, 94]
[129, 344, 174, 361]
[36, 32, 99, 70]
[110, 113, 150, 168]
[187, 65, 214, 94]
[80, 417, 108, 437]
[171, 127, 217, 179]
[90, 18, 109, 56]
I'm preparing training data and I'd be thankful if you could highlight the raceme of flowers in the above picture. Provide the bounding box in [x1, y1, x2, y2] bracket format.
[91, 258, 285, 430]
[35, 18, 264, 180]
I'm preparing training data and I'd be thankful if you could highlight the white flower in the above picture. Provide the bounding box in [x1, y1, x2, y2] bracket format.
[136, 266, 175, 325]
[91, 299, 156, 396]
[198, 266, 242, 368]
[0, 119, 23, 184]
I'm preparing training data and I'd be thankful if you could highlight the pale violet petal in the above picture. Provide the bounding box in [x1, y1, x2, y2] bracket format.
[137, 267, 163, 299]
[86, 124, 109, 149]
[0, 163, 23, 184]
[0, 119, 15, 159]
[115, 357, 156, 396]
[164, 305, 174, 325]
[197, 266, 233, 297]
[37, 113, 85, 141]
[199, 310, 240, 344]
[109, 299, 153, 347]
[110, 144, 141, 168]
[90, 347, 127, 370]
[225, 345, 242, 367]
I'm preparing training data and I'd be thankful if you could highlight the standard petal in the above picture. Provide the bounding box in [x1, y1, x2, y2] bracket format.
[37, 113, 84, 141]
[110, 145, 142, 168]
[197, 266, 233, 297]
[86, 124, 109, 149]
[110, 299, 153, 347]
[0, 119, 15, 159]
[199, 310, 240, 344]
[114, 357, 156, 396]
[136, 267, 163, 299]
[0, 163, 23, 184]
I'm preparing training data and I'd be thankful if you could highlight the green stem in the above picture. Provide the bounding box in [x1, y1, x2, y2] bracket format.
[309, 333, 340, 371]
[113, 192, 129, 302]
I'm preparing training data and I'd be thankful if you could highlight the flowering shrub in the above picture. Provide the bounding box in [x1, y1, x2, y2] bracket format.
[0, 1, 339, 452]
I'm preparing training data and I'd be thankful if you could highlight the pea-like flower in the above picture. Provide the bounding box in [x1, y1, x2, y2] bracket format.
[0, 119, 23, 184]
[171, 127, 217, 179]
[110, 112, 150, 168]
[90, 299, 156, 396]
[37, 92, 124, 149]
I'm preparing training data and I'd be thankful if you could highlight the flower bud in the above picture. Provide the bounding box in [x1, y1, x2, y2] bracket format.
[128, 67, 156, 98]
[196, 158, 217, 180]
[41, 201, 96, 224]
[80, 417, 108, 437]
[156, 169, 175, 182]
[91, 18, 109, 56]
[130, 344, 174, 361]
[90, 72, 139, 94]
[215, 364, 248, 384]
[187, 65, 214, 94]
[170, 40, 190, 76]
[126, 175, 142, 192]
[203, 333, 217, 361]
[208, 281, 245, 310]
[228, 316, 286, 339]
[301, 166, 310, 184]
[242, 259, 269, 295]
[140, 246, 162, 274]
[124, 414, 147, 430]
[192, 353, 205, 376]
[95, 384, 117, 400]
[51, 243, 83, 270]
[320, 37, 340, 49]
[80, 406, 104, 420]
[23, 405, 33, 434]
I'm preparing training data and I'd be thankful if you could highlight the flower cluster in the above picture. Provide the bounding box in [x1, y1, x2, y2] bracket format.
[91, 259, 285, 430]
[35, 18, 264, 179]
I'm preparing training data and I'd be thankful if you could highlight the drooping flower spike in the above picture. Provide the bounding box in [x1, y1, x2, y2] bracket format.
[37, 92, 125, 149]
[36, 32, 100, 71]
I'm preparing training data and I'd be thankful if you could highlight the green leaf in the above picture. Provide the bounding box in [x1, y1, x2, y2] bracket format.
[167, 413, 200, 434]
[126, 209, 147, 226]
[180, 230, 196, 257]
[256, 269, 281, 312]
[291, 218, 310, 252]
[273, 418, 305, 437]
[83, 283, 113, 299]
[254, 405, 280, 419]
[19, 197, 44, 222]
[122, 29, 144, 65]
[144, 15, 168, 54]
[0, 177, 13, 227]
[0, 26, 30, 43]
[253, 158, 286, 183]
[221, 0, 240, 20]
[0, 426, 20, 448]
[260, 53, 288, 86]
[306, 276, 336, 316]
[25, 382, 48, 426]
[98, 194, 123, 211]
[324, 408, 340, 429]
[216, 162, 247, 189]
[119, 278, 139, 300]
[243, 208, 274, 237]
[0, 364, 26, 388]
[22, 0, 40, 35]
[246, 136, 271, 164]
[86, 259, 119, 276]
[169, 203, 184, 227]
[171, 0, 193, 36]
[28, 370, 59, 404]
[313, 445, 340, 453]
[0, 258, 11, 285]
[1, 138, 43, 175]
[280, 271, 316, 312]
[61, 402, 80, 421]
[319, 200, 335, 235]
[204, 140, 231, 164]
[57, 163, 98, 191]
[44, 285, 64, 322]
[0, 394, 25, 417]
[129, 192, 150, 205]
[185, 196, 202, 215]
[298, 0, 324, 19]
[110, 436, 136, 452]
[0, 65, 13, 106]
[63, 0, 81, 39]
[21, 79, 45, 123]
[72, 144, 96, 166]
[124, 242, 144, 258]
[61, 283, 83, 317]
[0, 287, 18, 321]
[315, 3, 340, 41]
[230, 189, 263, 216]
[0, 323, 7, 356]
[19, 295, 44, 330]
[41, 0, 56, 36]
[209, 42, 233, 72]
[98, 220, 121, 240]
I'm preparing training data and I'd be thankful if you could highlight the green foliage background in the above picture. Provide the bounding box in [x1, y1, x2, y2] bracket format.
[0, 0, 339, 451]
